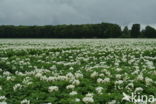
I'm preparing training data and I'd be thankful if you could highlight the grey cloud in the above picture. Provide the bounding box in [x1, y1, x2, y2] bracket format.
[0, 0, 156, 26]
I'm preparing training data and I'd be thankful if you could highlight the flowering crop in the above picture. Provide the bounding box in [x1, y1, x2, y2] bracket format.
[0, 39, 156, 104]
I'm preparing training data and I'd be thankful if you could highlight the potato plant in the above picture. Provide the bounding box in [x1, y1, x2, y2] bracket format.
[0, 39, 156, 104]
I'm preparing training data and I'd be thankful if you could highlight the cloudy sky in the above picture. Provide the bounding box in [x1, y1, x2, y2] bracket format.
[0, 0, 156, 27]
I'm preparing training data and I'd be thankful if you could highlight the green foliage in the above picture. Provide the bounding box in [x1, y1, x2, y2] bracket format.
[0, 23, 122, 38]
[143, 26, 156, 38]
[121, 26, 130, 38]
[131, 24, 141, 38]
[0, 39, 156, 104]
[0, 23, 156, 38]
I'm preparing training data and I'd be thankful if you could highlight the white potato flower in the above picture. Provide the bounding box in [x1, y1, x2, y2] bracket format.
[50, 65, 57, 70]
[82, 97, 94, 104]
[75, 98, 80, 102]
[35, 73, 42, 78]
[97, 78, 103, 83]
[116, 68, 122, 72]
[146, 61, 155, 69]
[72, 80, 80, 86]
[6, 76, 15, 81]
[86, 93, 94, 97]
[145, 77, 153, 85]
[66, 85, 75, 89]
[90, 71, 98, 78]
[115, 80, 123, 85]
[0, 68, 2, 72]
[0, 101, 7, 104]
[96, 87, 103, 94]
[66, 73, 74, 78]
[75, 72, 83, 79]
[136, 74, 144, 81]
[0, 86, 2, 90]
[103, 78, 110, 83]
[13, 84, 22, 91]
[134, 87, 143, 93]
[21, 99, 30, 104]
[48, 86, 59, 92]
[69, 91, 78, 96]
[116, 74, 122, 79]
[3, 71, 11, 76]
[107, 100, 117, 104]
[0, 96, 7, 101]
[125, 83, 134, 90]
[99, 73, 104, 77]
[82, 93, 94, 104]
[69, 67, 74, 70]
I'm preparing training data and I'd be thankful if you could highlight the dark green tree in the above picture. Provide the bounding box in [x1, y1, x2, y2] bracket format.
[121, 26, 130, 38]
[143, 26, 156, 38]
[131, 24, 141, 38]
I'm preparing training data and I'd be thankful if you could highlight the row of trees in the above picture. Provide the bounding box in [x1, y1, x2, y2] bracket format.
[0, 23, 155, 38]
[122, 24, 156, 38]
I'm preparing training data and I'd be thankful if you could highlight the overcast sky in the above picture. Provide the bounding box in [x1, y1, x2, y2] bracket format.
[0, 0, 156, 27]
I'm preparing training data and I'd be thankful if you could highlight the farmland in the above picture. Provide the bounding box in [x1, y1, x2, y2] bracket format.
[0, 39, 156, 104]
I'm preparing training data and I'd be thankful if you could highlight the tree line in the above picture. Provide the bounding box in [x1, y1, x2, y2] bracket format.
[0, 23, 155, 38]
